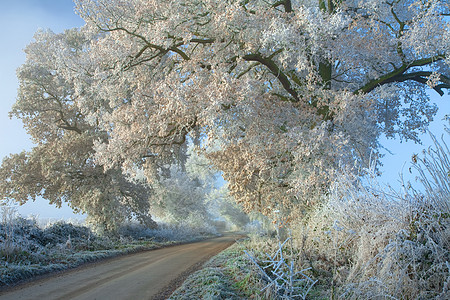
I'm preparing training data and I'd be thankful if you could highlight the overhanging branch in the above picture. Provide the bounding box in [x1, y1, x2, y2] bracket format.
[243, 52, 299, 102]
[355, 54, 447, 95]
[387, 71, 450, 96]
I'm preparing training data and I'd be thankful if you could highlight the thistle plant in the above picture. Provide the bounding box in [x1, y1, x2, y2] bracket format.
[245, 237, 317, 299]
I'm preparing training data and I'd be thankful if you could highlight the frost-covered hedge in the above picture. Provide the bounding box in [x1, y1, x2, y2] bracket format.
[0, 217, 217, 287]
[290, 133, 450, 299]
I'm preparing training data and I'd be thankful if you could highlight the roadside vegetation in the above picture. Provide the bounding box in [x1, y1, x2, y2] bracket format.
[171, 132, 450, 299]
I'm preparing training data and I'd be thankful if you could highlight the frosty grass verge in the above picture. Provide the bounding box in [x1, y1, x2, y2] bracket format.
[169, 235, 322, 300]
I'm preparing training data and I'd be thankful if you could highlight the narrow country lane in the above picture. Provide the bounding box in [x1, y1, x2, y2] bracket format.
[0, 234, 240, 300]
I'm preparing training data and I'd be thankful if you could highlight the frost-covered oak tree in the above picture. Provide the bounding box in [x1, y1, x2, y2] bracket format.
[2, 0, 450, 224]
[0, 29, 155, 231]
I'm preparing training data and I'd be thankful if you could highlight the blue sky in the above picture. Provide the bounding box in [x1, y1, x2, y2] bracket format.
[0, 1, 448, 219]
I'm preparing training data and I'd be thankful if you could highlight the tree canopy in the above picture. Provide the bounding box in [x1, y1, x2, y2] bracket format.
[0, 29, 155, 230]
[1, 0, 449, 226]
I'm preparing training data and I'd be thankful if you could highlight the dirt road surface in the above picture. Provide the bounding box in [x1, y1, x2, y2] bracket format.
[0, 234, 241, 300]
